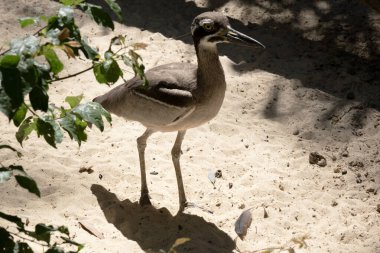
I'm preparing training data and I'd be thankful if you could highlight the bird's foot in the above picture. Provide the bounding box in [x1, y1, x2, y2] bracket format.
[139, 193, 152, 206]
[178, 201, 213, 214]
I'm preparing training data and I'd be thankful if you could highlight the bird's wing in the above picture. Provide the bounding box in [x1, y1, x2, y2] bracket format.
[128, 62, 198, 108]
[93, 62, 198, 128]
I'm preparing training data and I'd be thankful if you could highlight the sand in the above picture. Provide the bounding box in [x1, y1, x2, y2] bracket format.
[1, 0, 379, 252]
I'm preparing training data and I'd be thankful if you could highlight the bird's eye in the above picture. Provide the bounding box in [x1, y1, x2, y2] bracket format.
[203, 23, 214, 31]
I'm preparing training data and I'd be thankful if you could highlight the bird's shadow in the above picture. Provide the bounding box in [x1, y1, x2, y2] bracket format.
[91, 184, 235, 253]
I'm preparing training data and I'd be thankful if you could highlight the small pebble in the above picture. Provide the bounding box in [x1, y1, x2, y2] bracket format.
[350, 161, 364, 168]
[332, 200, 338, 207]
[292, 129, 300, 135]
[150, 171, 158, 175]
[366, 188, 375, 193]
[228, 182, 233, 189]
[309, 152, 327, 167]
[99, 174, 103, 180]
[215, 169, 222, 178]
[342, 169, 348, 175]
[238, 204, 245, 209]
[334, 167, 341, 173]
[216, 203, 221, 207]
[377, 204, 380, 213]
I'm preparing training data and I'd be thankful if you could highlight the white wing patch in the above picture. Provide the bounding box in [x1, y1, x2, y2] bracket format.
[166, 106, 196, 126]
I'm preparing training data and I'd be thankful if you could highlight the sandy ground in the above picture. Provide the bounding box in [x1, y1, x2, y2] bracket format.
[1, 0, 380, 252]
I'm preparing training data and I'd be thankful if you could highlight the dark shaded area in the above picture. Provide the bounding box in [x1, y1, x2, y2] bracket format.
[89, 0, 379, 128]
[91, 184, 235, 253]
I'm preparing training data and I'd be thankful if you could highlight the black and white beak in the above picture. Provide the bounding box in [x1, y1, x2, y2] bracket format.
[225, 26, 265, 48]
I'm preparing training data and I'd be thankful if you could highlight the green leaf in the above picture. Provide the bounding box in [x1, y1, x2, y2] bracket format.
[0, 55, 20, 68]
[80, 38, 99, 60]
[29, 87, 49, 112]
[58, 6, 74, 25]
[104, 51, 113, 60]
[49, 119, 64, 145]
[0, 211, 25, 229]
[42, 46, 64, 75]
[65, 94, 83, 108]
[60, 0, 84, 6]
[15, 174, 41, 197]
[0, 87, 13, 119]
[109, 35, 125, 49]
[10, 36, 40, 57]
[122, 54, 132, 67]
[18, 59, 39, 89]
[18, 17, 39, 28]
[103, 0, 123, 22]
[102, 59, 122, 84]
[81, 4, 114, 30]
[125, 50, 149, 86]
[16, 117, 37, 146]
[93, 63, 107, 84]
[58, 114, 87, 146]
[0, 167, 13, 183]
[73, 102, 111, 131]
[13, 104, 27, 127]
[36, 118, 57, 148]
[0, 66, 24, 117]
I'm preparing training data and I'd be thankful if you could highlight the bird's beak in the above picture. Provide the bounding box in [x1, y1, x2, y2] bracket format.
[226, 26, 265, 48]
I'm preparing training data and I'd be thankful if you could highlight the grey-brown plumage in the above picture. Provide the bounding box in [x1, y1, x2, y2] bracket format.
[93, 11, 264, 212]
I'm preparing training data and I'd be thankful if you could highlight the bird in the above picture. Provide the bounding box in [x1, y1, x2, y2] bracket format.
[93, 11, 264, 212]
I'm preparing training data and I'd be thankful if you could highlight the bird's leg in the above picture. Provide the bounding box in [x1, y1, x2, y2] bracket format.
[137, 128, 154, 206]
[171, 130, 188, 212]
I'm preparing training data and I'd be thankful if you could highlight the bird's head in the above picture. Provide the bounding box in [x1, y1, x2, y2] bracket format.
[191, 12, 265, 49]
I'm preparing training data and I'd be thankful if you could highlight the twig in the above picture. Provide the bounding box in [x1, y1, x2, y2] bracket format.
[23, 102, 39, 117]
[52, 65, 94, 82]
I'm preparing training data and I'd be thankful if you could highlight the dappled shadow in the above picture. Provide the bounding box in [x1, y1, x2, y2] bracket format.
[88, 0, 379, 129]
[91, 184, 235, 253]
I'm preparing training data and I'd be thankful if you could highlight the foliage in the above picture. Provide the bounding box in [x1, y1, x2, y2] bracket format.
[0, 0, 148, 148]
[0, 0, 148, 252]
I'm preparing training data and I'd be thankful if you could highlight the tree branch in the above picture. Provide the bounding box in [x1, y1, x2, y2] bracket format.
[23, 102, 39, 117]
[52, 65, 94, 82]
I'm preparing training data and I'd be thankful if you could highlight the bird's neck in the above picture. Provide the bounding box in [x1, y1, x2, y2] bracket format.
[195, 43, 226, 93]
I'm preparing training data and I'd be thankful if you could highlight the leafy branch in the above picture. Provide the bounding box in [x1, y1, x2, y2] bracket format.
[0, 0, 148, 148]
[0, 0, 149, 252]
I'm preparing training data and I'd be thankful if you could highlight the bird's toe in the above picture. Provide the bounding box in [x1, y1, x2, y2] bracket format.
[178, 201, 213, 214]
